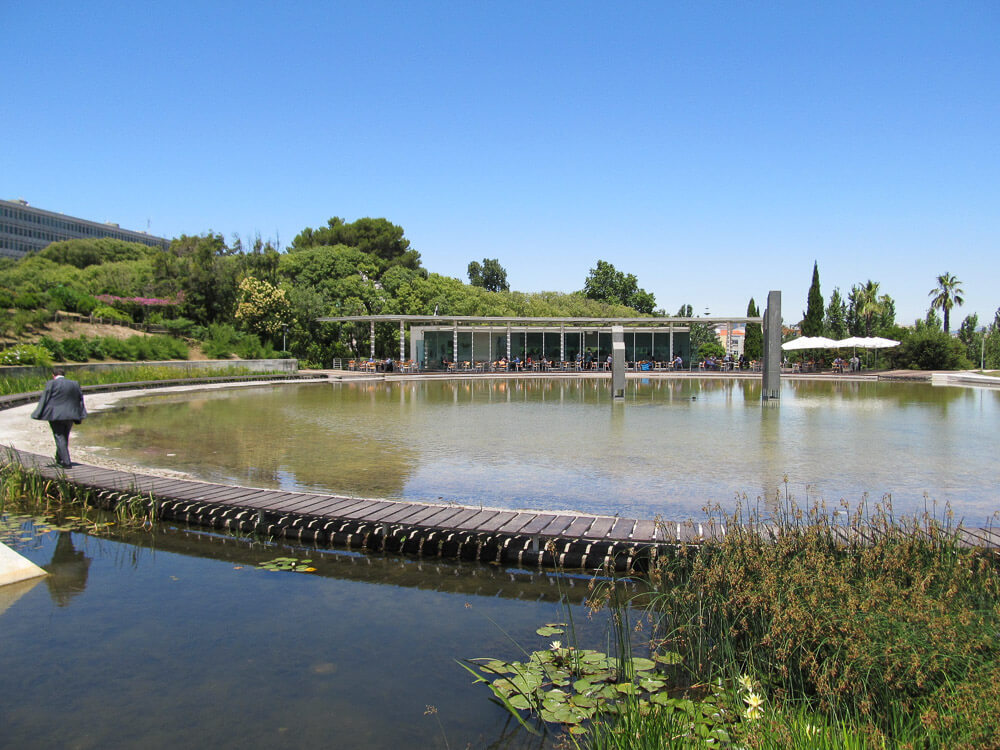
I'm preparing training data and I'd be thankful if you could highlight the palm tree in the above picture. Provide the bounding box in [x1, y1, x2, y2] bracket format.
[928, 273, 965, 334]
[857, 280, 885, 336]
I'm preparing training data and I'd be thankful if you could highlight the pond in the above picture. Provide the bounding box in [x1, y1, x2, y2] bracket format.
[0, 516, 607, 749]
[76, 377, 1000, 523]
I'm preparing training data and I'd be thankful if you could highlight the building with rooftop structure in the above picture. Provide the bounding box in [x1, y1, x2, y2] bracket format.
[0, 198, 170, 259]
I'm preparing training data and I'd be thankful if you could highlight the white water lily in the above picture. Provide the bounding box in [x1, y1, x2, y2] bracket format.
[737, 674, 754, 692]
[744, 691, 764, 710]
[550, 640, 562, 650]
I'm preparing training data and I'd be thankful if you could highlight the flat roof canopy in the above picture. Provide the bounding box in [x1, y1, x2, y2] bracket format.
[318, 314, 763, 326]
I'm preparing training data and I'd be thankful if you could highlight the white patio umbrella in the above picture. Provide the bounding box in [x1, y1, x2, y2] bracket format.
[866, 336, 900, 348]
[835, 337, 869, 348]
[781, 336, 840, 350]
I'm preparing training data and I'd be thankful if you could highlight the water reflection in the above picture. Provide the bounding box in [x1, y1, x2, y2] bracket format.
[1, 523, 608, 750]
[44, 532, 91, 607]
[78, 378, 1000, 521]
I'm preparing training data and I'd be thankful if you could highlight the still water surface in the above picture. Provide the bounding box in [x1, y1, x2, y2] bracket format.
[78, 377, 1000, 521]
[1, 521, 603, 749]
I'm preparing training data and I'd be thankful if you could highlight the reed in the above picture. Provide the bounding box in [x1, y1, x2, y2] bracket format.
[0, 454, 157, 531]
[577, 496, 1000, 749]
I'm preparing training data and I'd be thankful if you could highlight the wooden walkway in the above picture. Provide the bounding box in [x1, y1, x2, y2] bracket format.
[3, 446, 998, 569]
[1, 447, 725, 569]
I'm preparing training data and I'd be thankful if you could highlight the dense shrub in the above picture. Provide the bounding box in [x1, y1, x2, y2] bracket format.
[888, 328, 972, 370]
[159, 317, 197, 336]
[13, 291, 46, 310]
[0, 343, 53, 367]
[0, 289, 14, 309]
[48, 285, 99, 315]
[60, 337, 90, 362]
[38, 336, 65, 361]
[90, 304, 132, 323]
[31, 334, 188, 363]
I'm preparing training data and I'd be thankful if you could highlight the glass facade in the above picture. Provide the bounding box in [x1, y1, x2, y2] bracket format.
[418, 327, 691, 370]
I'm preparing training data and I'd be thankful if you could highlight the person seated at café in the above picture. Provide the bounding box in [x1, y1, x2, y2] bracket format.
[673, 355, 683, 370]
[739, 353, 748, 370]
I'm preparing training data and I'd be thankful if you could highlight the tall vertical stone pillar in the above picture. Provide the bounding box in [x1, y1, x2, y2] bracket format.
[762, 290, 782, 401]
[611, 326, 626, 399]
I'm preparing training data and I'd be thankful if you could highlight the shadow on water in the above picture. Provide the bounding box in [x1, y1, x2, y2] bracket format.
[0, 516, 613, 750]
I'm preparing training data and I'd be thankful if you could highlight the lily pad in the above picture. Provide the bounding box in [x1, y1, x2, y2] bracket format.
[654, 650, 684, 665]
[535, 625, 565, 637]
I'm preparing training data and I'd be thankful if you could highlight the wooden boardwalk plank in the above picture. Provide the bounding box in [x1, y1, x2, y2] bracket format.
[350, 501, 405, 522]
[437, 509, 483, 530]
[519, 514, 561, 536]
[452, 510, 501, 532]
[307, 497, 376, 518]
[606, 518, 636, 541]
[564, 516, 597, 538]
[476, 511, 519, 533]
[536, 515, 576, 537]
[413, 506, 469, 528]
[372, 503, 444, 525]
[497, 513, 538, 534]
[401, 505, 457, 527]
[583, 517, 616, 539]
[631, 520, 657, 543]
[250, 493, 340, 513]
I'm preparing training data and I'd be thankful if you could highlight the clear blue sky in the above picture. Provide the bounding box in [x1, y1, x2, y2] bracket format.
[3, 1, 997, 326]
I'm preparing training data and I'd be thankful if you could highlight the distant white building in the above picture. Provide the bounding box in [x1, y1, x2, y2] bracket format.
[0, 198, 169, 259]
[715, 325, 745, 357]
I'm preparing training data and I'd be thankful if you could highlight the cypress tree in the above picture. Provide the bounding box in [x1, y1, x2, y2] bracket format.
[744, 298, 763, 360]
[802, 261, 824, 336]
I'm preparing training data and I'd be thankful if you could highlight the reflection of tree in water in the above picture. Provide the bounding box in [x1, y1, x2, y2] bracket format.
[45, 532, 90, 607]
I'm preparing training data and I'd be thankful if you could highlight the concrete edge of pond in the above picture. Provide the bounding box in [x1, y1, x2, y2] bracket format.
[0, 541, 48, 587]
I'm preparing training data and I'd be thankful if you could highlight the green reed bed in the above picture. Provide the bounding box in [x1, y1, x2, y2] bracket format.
[0, 364, 261, 396]
[467, 499, 1000, 748]
[0, 456, 157, 531]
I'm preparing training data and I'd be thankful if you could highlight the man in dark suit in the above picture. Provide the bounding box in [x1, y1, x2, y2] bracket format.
[31, 368, 87, 468]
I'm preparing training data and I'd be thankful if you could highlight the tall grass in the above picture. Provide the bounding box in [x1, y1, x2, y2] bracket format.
[1, 453, 157, 530]
[0, 364, 263, 396]
[578, 498, 1000, 749]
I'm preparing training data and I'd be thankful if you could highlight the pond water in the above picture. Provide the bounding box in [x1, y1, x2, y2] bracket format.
[0, 518, 606, 749]
[77, 377, 1000, 523]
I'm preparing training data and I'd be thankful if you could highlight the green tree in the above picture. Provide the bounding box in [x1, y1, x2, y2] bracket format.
[167, 234, 240, 325]
[928, 272, 964, 334]
[234, 276, 292, 341]
[824, 288, 848, 340]
[957, 314, 982, 365]
[801, 261, 824, 336]
[676, 304, 693, 317]
[290, 216, 422, 272]
[582, 260, 655, 314]
[744, 298, 763, 360]
[848, 281, 893, 336]
[467, 258, 509, 292]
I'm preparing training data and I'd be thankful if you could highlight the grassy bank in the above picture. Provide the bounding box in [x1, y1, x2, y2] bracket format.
[0, 364, 269, 397]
